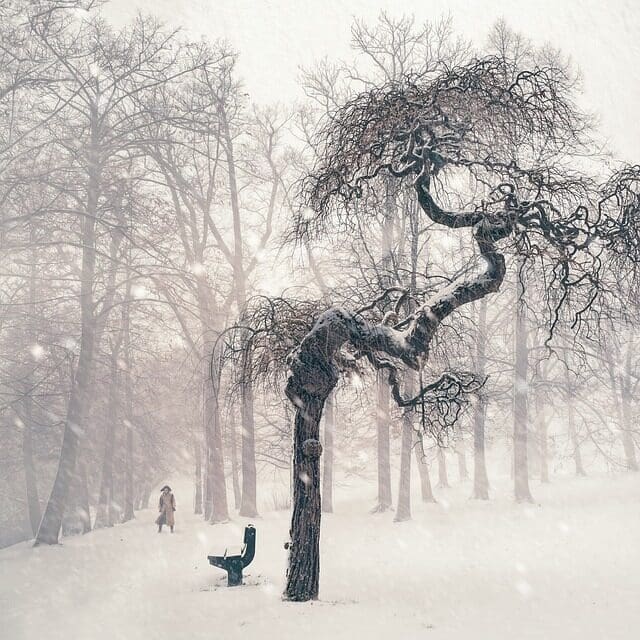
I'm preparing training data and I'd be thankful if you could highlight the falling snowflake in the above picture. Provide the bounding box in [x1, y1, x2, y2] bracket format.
[131, 284, 148, 299]
[30, 344, 44, 361]
[515, 579, 533, 598]
[190, 262, 206, 276]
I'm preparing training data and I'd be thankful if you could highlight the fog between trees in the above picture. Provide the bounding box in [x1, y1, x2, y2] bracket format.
[1, 3, 638, 594]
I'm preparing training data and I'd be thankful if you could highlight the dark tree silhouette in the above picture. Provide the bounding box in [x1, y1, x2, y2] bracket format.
[279, 55, 640, 601]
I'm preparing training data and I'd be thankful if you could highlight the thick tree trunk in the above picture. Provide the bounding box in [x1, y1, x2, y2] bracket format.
[239, 377, 258, 517]
[229, 409, 241, 510]
[62, 458, 92, 536]
[513, 281, 533, 503]
[285, 395, 324, 601]
[322, 392, 335, 513]
[373, 372, 393, 512]
[35, 273, 95, 543]
[35, 102, 100, 545]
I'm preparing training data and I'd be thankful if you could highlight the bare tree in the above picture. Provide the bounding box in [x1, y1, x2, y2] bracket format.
[282, 53, 640, 600]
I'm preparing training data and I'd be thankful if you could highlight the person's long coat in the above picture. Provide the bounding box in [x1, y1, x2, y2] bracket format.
[158, 492, 176, 527]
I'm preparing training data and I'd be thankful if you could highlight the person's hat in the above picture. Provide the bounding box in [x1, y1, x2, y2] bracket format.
[160, 485, 172, 492]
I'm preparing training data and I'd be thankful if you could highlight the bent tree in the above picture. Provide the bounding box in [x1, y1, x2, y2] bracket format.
[280, 55, 640, 601]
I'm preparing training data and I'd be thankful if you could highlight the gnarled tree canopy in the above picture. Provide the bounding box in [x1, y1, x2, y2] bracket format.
[228, 55, 640, 602]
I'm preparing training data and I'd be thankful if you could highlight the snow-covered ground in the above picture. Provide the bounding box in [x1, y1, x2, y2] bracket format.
[2, 473, 639, 640]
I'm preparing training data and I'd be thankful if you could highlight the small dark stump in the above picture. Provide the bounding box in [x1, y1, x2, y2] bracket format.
[208, 524, 256, 587]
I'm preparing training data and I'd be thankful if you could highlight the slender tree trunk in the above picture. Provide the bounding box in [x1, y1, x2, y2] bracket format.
[535, 390, 550, 483]
[322, 392, 335, 513]
[202, 380, 213, 521]
[373, 372, 393, 512]
[513, 279, 533, 503]
[472, 395, 490, 498]
[472, 299, 490, 499]
[122, 425, 135, 522]
[94, 351, 119, 529]
[414, 434, 436, 502]
[456, 444, 469, 480]
[565, 374, 586, 477]
[437, 448, 450, 488]
[373, 178, 396, 513]
[121, 286, 135, 523]
[395, 374, 415, 522]
[22, 393, 41, 536]
[140, 483, 152, 510]
[221, 107, 259, 516]
[239, 376, 258, 517]
[229, 409, 241, 510]
[208, 355, 229, 523]
[194, 439, 203, 514]
[23, 235, 41, 536]
[621, 346, 639, 471]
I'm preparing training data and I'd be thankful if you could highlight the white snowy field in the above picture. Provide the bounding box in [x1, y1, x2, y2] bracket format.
[2, 473, 639, 640]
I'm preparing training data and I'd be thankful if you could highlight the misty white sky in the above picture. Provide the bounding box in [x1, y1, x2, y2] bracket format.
[105, 0, 640, 161]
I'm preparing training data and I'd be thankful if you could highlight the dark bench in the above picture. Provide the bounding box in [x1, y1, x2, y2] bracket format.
[208, 524, 256, 586]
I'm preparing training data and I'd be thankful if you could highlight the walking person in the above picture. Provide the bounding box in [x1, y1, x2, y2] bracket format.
[156, 485, 176, 533]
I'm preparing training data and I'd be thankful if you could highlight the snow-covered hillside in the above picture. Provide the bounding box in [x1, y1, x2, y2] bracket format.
[2, 473, 639, 640]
